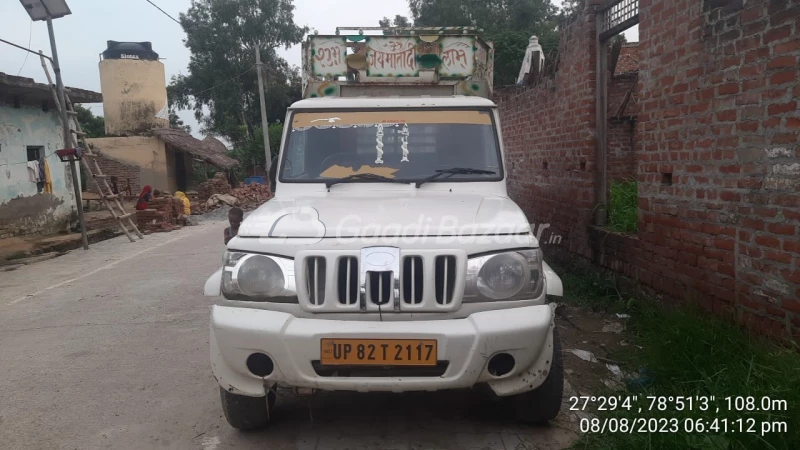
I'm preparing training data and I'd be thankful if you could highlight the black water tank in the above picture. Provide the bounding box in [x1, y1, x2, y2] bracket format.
[102, 41, 159, 61]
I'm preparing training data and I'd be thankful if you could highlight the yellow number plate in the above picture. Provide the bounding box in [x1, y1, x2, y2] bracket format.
[320, 339, 437, 366]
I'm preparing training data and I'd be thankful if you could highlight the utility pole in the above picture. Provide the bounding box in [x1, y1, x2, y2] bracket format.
[47, 14, 89, 250]
[254, 46, 272, 180]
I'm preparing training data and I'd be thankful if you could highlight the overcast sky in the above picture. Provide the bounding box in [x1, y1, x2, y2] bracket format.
[0, 0, 637, 141]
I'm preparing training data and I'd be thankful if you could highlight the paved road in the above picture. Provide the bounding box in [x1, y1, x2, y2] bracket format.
[0, 220, 577, 450]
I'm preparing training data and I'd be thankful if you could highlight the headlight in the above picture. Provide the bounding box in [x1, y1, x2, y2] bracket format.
[464, 249, 545, 302]
[221, 252, 297, 302]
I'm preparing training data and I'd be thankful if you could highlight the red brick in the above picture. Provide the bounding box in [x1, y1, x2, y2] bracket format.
[737, 121, 759, 132]
[768, 101, 797, 115]
[738, 177, 764, 189]
[773, 133, 798, 144]
[768, 56, 798, 69]
[719, 165, 740, 174]
[765, 249, 792, 264]
[765, 25, 792, 44]
[742, 217, 766, 231]
[765, 304, 787, 319]
[784, 299, 800, 314]
[720, 191, 741, 202]
[767, 222, 796, 235]
[717, 83, 740, 95]
[754, 207, 779, 218]
[787, 117, 800, 128]
[782, 239, 800, 254]
[770, 71, 798, 86]
[774, 40, 800, 55]
[755, 235, 782, 249]
[716, 109, 738, 122]
[784, 210, 800, 221]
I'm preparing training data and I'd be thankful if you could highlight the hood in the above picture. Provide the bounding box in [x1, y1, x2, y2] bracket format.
[237, 192, 531, 239]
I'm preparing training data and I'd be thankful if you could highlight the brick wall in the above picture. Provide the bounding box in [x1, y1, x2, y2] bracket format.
[616, 43, 640, 75]
[87, 153, 141, 197]
[496, 7, 598, 258]
[631, 0, 800, 339]
[497, 0, 800, 340]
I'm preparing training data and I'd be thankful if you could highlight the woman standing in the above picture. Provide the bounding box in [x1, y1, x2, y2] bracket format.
[135, 185, 153, 210]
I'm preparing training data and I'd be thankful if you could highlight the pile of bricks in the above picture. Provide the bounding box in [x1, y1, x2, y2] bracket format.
[136, 196, 187, 233]
[231, 183, 273, 210]
[198, 173, 232, 200]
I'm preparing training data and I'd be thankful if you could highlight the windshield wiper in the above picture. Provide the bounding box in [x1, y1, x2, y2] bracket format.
[325, 173, 410, 189]
[415, 167, 497, 188]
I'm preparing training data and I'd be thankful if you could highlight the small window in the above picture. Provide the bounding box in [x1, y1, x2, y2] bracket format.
[27, 146, 43, 162]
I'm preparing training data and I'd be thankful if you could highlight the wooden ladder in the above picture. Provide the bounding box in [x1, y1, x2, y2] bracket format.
[40, 55, 143, 243]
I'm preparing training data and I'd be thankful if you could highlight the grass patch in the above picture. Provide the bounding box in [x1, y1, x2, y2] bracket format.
[608, 179, 638, 233]
[554, 264, 800, 450]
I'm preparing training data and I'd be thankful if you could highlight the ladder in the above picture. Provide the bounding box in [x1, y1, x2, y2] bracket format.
[40, 55, 143, 243]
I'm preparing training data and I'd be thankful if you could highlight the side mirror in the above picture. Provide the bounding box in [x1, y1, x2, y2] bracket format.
[269, 155, 278, 193]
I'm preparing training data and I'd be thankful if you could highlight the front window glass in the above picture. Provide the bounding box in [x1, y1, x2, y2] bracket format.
[279, 109, 502, 182]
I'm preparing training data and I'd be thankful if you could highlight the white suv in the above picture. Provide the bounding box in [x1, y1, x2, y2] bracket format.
[204, 96, 564, 430]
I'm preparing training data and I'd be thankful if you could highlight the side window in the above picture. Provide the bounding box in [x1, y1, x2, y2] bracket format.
[285, 132, 306, 177]
[27, 146, 42, 161]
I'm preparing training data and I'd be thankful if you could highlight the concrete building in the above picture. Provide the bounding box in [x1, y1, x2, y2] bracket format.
[86, 41, 237, 196]
[0, 72, 102, 239]
[87, 130, 238, 195]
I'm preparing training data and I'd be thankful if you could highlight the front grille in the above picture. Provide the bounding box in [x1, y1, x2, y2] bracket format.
[402, 256, 424, 304]
[297, 250, 465, 312]
[305, 257, 326, 305]
[435, 255, 456, 305]
[312, 361, 449, 377]
[337, 257, 359, 305]
[367, 271, 393, 306]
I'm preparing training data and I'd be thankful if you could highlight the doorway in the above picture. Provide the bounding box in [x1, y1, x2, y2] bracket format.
[175, 151, 188, 192]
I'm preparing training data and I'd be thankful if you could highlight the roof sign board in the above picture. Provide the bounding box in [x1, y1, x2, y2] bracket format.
[439, 37, 475, 77]
[365, 37, 418, 77]
[310, 37, 348, 78]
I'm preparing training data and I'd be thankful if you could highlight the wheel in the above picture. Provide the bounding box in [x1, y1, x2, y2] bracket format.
[219, 387, 276, 430]
[511, 326, 564, 424]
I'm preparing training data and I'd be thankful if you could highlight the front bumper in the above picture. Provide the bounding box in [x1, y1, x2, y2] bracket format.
[210, 304, 555, 397]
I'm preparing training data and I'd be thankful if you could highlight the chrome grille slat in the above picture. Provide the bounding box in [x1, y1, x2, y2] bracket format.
[402, 256, 424, 304]
[435, 255, 457, 305]
[411, 258, 416, 301]
[306, 256, 326, 305]
[346, 258, 352, 302]
[337, 256, 359, 305]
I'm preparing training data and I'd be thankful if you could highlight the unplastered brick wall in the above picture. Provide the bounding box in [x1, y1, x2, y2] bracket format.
[497, 0, 799, 340]
[495, 6, 598, 258]
[616, 0, 798, 340]
[87, 153, 141, 196]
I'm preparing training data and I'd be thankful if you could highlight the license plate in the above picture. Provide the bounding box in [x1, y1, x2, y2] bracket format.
[320, 339, 437, 366]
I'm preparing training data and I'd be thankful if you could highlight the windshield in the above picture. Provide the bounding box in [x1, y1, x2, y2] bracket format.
[278, 109, 502, 183]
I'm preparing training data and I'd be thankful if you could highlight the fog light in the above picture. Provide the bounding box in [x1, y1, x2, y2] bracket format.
[488, 353, 515, 377]
[246, 353, 274, 377]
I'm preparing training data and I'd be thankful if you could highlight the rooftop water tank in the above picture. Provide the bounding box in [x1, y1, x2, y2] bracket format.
[101, 41, 159, 61]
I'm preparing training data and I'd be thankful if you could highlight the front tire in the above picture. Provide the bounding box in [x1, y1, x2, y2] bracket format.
[512, 326, 564, 424]
[219, 387, 276, 430]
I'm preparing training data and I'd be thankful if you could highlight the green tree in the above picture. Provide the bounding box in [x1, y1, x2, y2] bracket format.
[232, 123, 283, 177]
[560, 0, 584, 17]
[379, 14, 412, 28]
[74, 104, 105, 138]
[168, 110, 191, 133]
[408, 0, 560, 86]
[168, 0, 307, 148]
